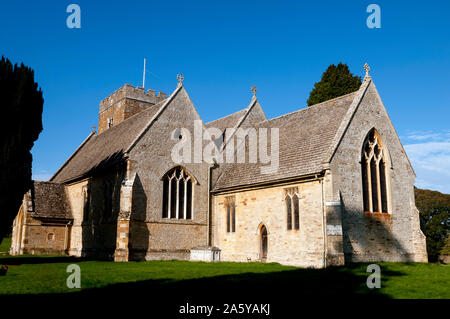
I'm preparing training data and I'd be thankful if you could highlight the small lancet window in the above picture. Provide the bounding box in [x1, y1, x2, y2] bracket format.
[286, 196, 292, 230]
[225, 196, 236, 233]
[361, 129, 390, 213]
[162, 167, 194, 219]
[285, 187, 300, 230]
[293, 194, 300, 230]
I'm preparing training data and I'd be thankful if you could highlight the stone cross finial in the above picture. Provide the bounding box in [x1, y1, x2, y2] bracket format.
[363, 63, 370, 76]
[91, 126, 96, 134]
[251, 85, 257, 96]
[177, 73, 184, 85]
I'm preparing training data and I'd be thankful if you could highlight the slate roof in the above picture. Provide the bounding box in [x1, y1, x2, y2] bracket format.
[50, 81, 360, 192]
[30, 181, 72, 220]
[51, 99, 166, 183]
[205, 109, 247, 132]
[212, 92, 358, 191]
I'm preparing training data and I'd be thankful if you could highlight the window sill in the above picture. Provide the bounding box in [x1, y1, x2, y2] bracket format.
[364, 211, 392, 222]
[364, 211, 390, 214]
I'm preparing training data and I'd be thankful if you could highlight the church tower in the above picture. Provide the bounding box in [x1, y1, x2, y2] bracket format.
[98, 84, 167, 134]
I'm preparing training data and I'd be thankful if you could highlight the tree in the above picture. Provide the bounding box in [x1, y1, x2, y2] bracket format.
[415, 187, 450, 262]
[0, 56, 43, 244]
[307, 63, 362, 106]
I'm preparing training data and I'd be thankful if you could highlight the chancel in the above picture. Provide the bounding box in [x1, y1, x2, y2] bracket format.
[10, 64, 427, 267]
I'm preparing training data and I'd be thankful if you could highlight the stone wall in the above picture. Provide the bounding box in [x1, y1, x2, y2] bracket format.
[65, 165, 126, 259]
[10, 202, 71, 255]
[212, 179, 326, 268]
[330, 80, 427, 263]
[130, 222, 206, 260]
[10, 80, 427, 266]
[19, 221, 69, 255]
[65, 179, 88, 256]
[98, 84, 166, 134]
[126, 87, 210, 260]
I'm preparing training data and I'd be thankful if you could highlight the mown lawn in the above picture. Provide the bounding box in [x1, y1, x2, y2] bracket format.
[0, 237, 11, 254]
[0, 251, 448, 299]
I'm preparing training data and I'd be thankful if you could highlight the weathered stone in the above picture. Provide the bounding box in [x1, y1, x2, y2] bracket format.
[10, 72, 427, 267]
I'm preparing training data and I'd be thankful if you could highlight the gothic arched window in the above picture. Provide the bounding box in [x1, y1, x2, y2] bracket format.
[361, 129, 390, 213]
[225, 196, 236, 233]
[285, 187, 300, 230]
[162, 167, 194, 219]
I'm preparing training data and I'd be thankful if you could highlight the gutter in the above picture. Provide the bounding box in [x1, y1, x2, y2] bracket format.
[211, 171, 325, 195]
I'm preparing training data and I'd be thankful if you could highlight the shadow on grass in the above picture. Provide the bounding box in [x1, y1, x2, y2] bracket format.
[51, 266, 409, 315]
[1, 256, 412, 314]
[0, 255, 92, 265]
[12, 262, 407, 304]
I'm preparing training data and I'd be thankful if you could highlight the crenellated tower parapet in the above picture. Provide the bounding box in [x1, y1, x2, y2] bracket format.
[98, 84, 167, 134]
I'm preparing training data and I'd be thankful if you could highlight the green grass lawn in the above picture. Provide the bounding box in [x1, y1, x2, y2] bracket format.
[0, 237, 11, 254]
[0, 253, 448, 299]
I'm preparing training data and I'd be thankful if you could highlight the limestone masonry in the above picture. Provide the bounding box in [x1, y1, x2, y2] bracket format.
[10, 68, 427, 267]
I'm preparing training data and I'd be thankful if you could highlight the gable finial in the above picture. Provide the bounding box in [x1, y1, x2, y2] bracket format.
[177, 73, 184, 86]
[91, 126, 97, 134]
[363, 63, 370, 77]
[251, 85, 257, 96]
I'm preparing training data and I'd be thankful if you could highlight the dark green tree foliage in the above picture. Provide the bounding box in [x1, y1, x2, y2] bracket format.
[307, 63, 362, 106]
[415, 188, 450, 262]
[0, 56, 43, 243]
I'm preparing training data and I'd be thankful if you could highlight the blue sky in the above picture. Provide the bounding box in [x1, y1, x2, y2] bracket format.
[1, 0, 449, 193]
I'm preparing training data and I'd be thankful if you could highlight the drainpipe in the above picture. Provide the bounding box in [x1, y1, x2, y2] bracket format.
[207, 159, 218, 246]
[64, 223, 68, 252]
[320, 178, 327, 268]
[64, 220, 73, 255]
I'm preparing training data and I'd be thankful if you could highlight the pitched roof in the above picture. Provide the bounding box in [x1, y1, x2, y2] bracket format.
[212, 91, 359, 191]
[30, 181, 72, 220]
[51, 98, 168, 183]
[205, 109, 247, 132]
[206, 97, 267, 151]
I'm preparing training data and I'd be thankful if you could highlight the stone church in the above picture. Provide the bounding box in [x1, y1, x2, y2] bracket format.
[10, 65, 427, 267]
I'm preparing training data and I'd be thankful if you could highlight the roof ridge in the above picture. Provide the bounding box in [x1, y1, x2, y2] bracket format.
[220, 97, 257, 152]
[34, 180, 62, 184]
[125, 84, 184, 154]
[49, 96, 169, 182]
[205, 108, 247, 126]
[369, 80, 415, 176]
[96, 98, 167, 136]
[262, 91, 358, 124]
[212, 97, 259, 187]
[323, 78, 372, 164]
[49, 130, 96, 182]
